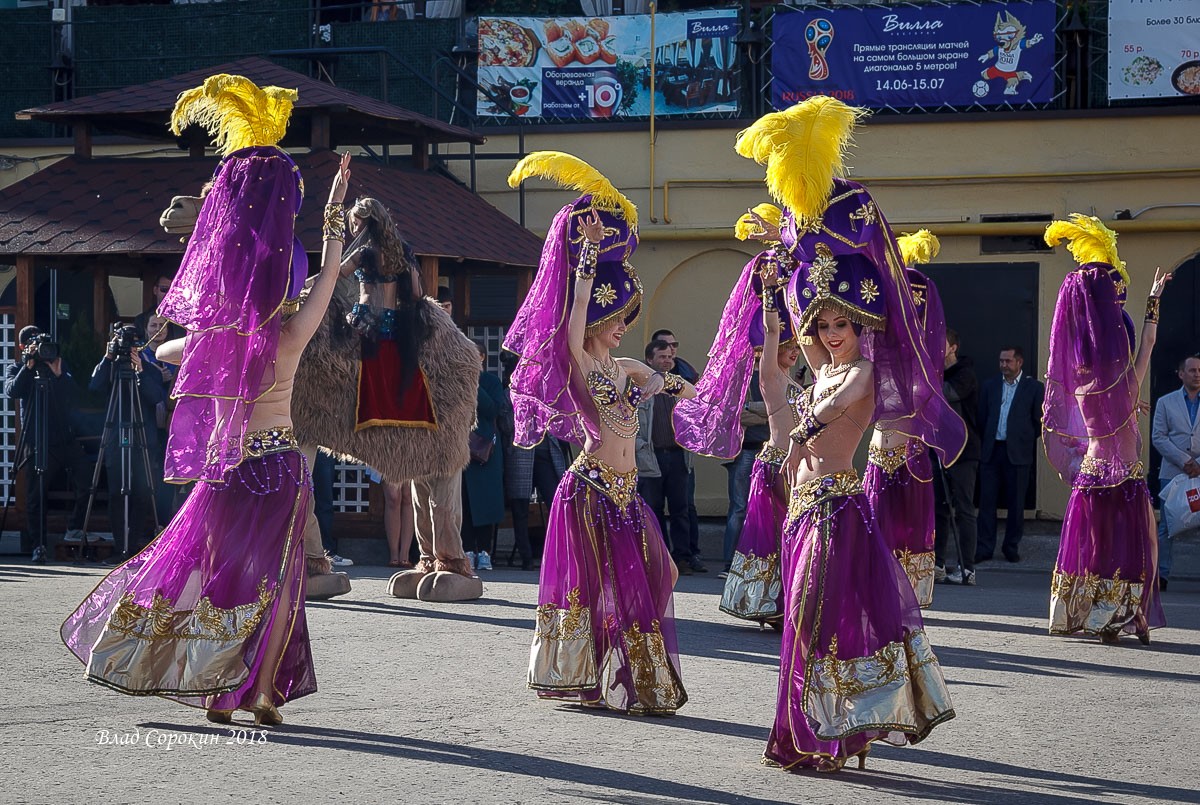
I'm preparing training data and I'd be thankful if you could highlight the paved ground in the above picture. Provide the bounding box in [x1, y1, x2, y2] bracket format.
[3, 526, 1199, 805]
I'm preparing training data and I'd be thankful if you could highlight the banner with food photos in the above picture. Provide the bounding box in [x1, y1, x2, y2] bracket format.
[477, 9, 740, 119]
[1108, 0, 1200, 100]
[770, 0, 1056, 110]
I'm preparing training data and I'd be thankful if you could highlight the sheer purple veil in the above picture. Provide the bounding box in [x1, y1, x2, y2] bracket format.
[908, 267, 947, 386]
[1043, 263, 1141, 486]
[672, 251, 765, 459]
[502, 203, 599, 448]
[157, 146, 302, 482]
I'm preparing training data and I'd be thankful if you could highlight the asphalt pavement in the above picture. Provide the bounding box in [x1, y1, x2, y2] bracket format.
[2, 524, 1198, 805]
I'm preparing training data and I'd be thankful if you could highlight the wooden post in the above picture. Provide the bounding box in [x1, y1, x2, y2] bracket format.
[73, 123, 92, 159]
[311, 112, 331, 151]
[419, 255, 439, 301]
[412, 140, 430, 170]
[93, 267, 109, 336]
[15, 256, 34, 333]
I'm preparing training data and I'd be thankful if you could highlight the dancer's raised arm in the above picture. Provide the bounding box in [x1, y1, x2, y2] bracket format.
[567, 209, 603, 368]
[285, 153, 351, 345]
[1133, 267, 1169, 389]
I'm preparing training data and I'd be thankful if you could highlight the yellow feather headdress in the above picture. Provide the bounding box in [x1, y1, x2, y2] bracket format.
[735, 203, 783, 241]
[896, 229, 941, 266]
[735, 96, 869, 222]
[507, 151, 637, 228]
[1044, 213, 1128, 285]
[170, 74, 298, 157]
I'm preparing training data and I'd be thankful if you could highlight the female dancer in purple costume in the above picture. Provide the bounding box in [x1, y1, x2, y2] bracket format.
[736, 96, 961, 773]
[1044, 214, 1170, 644]
[61, 105, 352, 730]
[505, 152, 695, 714]
[719, 218, 803, 626]
[864, 231, 947, 604]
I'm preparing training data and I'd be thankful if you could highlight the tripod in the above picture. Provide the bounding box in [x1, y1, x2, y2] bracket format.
[81, 356, 159, 565]
[0, 367, 52, 563]
[934, 453, 964, 575]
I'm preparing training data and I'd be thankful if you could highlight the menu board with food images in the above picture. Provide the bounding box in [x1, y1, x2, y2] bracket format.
[477, 9, 740, 119]
[1109, 0, 1200, 100]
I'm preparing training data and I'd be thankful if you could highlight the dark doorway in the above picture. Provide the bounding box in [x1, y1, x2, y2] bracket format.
[1149, 252, 1200, 493]
[925, 261, 1040, 510]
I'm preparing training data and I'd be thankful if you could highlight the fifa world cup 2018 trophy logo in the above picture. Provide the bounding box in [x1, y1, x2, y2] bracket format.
[806, 18, 834, 81]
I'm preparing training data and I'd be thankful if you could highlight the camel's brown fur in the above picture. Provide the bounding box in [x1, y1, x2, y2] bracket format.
[292, 278, 476, 481]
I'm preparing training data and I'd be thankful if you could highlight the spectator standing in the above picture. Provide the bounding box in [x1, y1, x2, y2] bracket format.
[977, 346, 1044, 563]
[933, 330, 980, 584]
[312, 451, 352, 567]
[5, 326, 90, 557]
[637, 339, 699, 573]
[132, 272, 186, 343]
[138, 312, 180, 527]
[89, 329, 169, 559]
[1151, 353, 1200, 591]
[650, 328, 706, 573]
[461, 341, 508, 571]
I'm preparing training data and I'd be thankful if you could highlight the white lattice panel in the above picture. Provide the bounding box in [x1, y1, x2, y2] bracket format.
[0, 316, 15, 506]
[333, 460, 370, 513]
[467, 324, 506, 379]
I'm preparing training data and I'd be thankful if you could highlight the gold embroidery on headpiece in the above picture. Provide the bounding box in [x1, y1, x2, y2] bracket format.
[808, 243, 838, 299]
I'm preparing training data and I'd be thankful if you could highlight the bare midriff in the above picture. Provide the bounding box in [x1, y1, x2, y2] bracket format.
[793, 394, 874, 487]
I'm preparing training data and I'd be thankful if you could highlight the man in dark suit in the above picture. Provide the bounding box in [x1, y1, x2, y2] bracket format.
[977, 346, 1044, 563]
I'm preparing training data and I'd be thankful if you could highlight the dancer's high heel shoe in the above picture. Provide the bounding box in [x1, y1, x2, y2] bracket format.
[206, 709, 233, 725]
[855, 748, 870, 769]
[248, 692, 283, 727]
[1136, 630, 1151, 646]
[1099, 629, 1120, 645]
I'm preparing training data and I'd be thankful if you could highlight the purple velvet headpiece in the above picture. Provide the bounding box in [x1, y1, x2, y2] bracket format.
[504, 194, 644, 449]
[157, 145, 303, 482]
[565, 195, 641, 335]
[777, 177, 966, 465]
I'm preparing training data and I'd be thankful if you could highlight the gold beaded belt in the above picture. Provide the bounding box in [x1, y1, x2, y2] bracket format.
[243, 426, 300, 458]
[570, 452, 638, 509]
[788, 469, 863, 521]
[1078, 455, 1146, 484]
[867, 438, 924, 475]
[757, 444, 788, 468]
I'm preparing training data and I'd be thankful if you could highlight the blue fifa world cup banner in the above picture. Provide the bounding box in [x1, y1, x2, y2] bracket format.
[771, 1, 1057, 109]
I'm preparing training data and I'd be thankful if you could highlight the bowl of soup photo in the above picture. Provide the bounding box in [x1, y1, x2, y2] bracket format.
[1171, 60, 1200, 95]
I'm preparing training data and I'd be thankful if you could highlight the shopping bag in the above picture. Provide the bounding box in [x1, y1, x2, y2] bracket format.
[1159, 474, 1200, 539]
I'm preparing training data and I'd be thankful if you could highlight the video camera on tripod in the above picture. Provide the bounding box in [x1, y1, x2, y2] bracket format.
[21, 332, 60, 368]
[107, 324, 145, 361]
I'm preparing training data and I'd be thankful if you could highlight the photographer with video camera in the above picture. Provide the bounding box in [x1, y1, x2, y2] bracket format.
[88, 323, 167, 560]
[4, 325, 90, 561]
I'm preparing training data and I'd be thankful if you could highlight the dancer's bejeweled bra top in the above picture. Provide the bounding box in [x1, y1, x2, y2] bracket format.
[585, 369, 644, 440]
[348, 261, 402, 340]
[759, 383, 805, 467]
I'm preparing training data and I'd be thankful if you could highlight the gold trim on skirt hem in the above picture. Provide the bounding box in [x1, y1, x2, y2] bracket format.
[896, 549, 936, 608]
[529, 588, 599, 692]
[1049, 569, 1145, 635]
[720, 550, 783, 621]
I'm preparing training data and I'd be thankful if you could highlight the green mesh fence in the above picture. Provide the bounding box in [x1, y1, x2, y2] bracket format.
[0, 8, 54, 139]
[72, 0, 311, 96]
[326, 19, 458, 120]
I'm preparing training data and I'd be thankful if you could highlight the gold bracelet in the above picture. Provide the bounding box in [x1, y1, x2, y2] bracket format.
[577, 240, 599, 279]
[1145, 295, 1160, 324]
[322, 202, 346, 242]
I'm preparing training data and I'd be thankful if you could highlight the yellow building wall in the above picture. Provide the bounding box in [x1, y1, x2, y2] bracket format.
[442, 113, 1200, 517]
[6, 113, 1197, 517]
